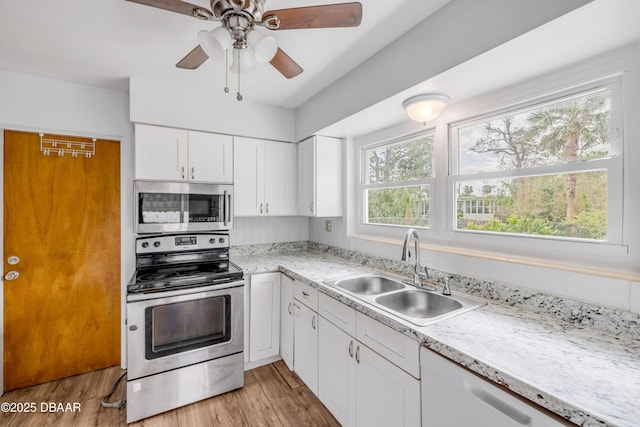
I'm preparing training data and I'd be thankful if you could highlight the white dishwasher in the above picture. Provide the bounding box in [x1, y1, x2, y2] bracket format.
[420, 348, 567, 426]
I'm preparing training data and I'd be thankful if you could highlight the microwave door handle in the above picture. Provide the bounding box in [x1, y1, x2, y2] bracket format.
[223, 190, 229, 227]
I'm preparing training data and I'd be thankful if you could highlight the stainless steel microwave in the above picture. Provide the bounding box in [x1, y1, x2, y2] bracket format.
[134, 181, 233, 233]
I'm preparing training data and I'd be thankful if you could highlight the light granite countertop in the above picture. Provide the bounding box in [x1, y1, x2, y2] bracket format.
[233, 250, 640, 427]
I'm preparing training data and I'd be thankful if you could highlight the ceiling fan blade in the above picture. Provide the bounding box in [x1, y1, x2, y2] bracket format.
[176, 45, 209, 69]
[263, 2, 363, 30]
[270, 48, 303, 79]
[126, 0, 213, 20]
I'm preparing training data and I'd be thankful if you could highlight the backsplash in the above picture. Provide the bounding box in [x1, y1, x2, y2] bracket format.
[232, 240, 640, 341]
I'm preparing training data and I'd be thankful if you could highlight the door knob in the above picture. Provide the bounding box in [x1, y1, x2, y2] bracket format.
[4, 271, 19, 281]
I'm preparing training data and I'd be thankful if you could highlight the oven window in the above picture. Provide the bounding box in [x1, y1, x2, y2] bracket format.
[145, 296, 231, 359]
[188, 194, 223, 223]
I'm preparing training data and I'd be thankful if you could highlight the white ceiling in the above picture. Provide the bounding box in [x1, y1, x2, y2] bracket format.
[1, 0, 639, 139]
[0, 0, 450, 109]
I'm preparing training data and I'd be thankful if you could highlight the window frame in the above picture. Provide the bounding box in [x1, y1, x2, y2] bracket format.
[447, 78, 624, 245]
[359, 131, 436, 233]
[354, 74, 628, 264]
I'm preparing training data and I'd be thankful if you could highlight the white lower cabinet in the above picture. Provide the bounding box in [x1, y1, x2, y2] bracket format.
[421, 348, 565, 426]
[280, 274, 295, 370]
[318, 317, 357, 426]
[293, 300, 318, 395]
[318, 294, 421, 427]
[249, 273, 281, 362]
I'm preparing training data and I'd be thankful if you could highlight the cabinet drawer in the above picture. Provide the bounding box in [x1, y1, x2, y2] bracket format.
[356, 312, 420, 379]
[319, 293, 356, 337]
[294, 279, 318, 311]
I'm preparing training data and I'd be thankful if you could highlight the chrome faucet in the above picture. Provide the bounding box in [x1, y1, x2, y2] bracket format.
[401, 228, 429, 287]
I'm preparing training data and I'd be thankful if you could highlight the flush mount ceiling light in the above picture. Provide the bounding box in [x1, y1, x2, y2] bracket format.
[402, 94, 450, 123]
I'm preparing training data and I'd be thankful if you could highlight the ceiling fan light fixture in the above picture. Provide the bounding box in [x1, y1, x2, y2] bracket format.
[229, 46, 257, 74]
[247, 31, 278, 64]
[403, 93, 450, 123]
[198, 27, 231, 62]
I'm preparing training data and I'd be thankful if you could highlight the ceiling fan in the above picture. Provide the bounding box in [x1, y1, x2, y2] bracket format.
[127, 0, 363, 82]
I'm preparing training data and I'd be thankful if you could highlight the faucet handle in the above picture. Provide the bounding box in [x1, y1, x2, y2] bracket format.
[442, 276, 452, 296]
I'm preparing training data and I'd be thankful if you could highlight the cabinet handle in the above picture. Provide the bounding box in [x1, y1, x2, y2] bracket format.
[355, 345, 360, 364]
[191, 167, 195, 180]
[309, 201, 314, 213]
[266, 203, 269, 214]
[470, 387, 532, 425]
[287, 302, 292, 315]
[348, 340, 354, 358]
[260, 202, 263, 214]
[302, 291, 309, 297]
[312, 315, 316, 330]
[181, 166, 185, 179]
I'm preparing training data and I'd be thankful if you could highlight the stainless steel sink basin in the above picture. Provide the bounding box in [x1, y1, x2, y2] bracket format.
[325, 273, 485, 326]
[375, 289, 463, 319]
[334, 274, 406, 295]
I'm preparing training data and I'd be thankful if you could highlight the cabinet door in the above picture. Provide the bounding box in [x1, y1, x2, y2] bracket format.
[297, 137, 315, 216]
[264, 141, 297, 215]
[135, 124, 188, 180]
[249, 273, 281, 362]
[315, 135, 343, 217]
[234, 136, 265, 216]
[318, 317, 357, 427]
[293, 301, 318, 395]
[280, 274, 295, 370]
[356, 344, 421, 427]
[421, 349, 564, 427]
[187, 131, 233, 183]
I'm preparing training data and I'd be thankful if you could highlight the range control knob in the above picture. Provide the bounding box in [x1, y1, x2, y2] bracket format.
[141, 242, 149, 249]
[153, 241, 161, 248]
[218, 237, 226, 244]
[209, 238, 215, 244]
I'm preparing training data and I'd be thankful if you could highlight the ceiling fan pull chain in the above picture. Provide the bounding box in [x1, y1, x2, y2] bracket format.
[236, 48, 243, 101]
[224, 49, 230, 94]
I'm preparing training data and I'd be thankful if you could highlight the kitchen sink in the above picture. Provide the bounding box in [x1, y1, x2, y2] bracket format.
[333, 274, 406, 295]
[375, 289, 463, 319]
[326, 273, 485, 326]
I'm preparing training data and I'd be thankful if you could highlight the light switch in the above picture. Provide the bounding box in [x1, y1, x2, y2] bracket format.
[325, 220, 332, 232]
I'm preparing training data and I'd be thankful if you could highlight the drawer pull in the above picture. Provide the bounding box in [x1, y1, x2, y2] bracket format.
[470, 387, 532, 425]
[302, 291, 310, 297]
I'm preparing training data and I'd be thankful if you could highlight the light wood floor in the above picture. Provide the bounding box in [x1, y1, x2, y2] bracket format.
[0, 360, 340, 426]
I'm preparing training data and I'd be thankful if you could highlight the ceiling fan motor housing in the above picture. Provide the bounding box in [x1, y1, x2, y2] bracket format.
[211, 0, 265, 21]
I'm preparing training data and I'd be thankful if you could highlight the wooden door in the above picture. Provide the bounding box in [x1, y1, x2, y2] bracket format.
[3, 130, 121, 391]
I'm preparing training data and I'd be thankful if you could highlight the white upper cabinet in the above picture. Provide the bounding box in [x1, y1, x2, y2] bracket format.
[234, 136, 297, 216]
[135, 123, 233, 183]
[187, 130, 233, 183]
[297, 135, 343, 217]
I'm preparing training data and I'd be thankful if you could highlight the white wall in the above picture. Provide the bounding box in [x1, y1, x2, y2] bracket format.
[295, 0, 592, 139]
[129, 77, 296, 142]
[0, 69, 134, 377]
[310, 42, 640, 313]
[231, 217, 309, 246]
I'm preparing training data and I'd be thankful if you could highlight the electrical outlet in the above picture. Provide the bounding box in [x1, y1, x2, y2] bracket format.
[325, 220, 332, 232]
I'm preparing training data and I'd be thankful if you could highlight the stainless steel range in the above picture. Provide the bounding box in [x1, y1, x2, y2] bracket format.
[126, 232, 244, 423]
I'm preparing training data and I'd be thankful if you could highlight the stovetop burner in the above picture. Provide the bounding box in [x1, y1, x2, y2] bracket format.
[127, 233, 244, 296]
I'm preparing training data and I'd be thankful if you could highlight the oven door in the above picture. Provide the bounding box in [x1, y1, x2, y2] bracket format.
[134, 181, 233, 233]
[126, 282, 243, 380]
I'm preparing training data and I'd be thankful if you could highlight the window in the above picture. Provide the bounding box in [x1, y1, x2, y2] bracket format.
[362, 135, 434, 228]
[450, 83, 622, 242]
